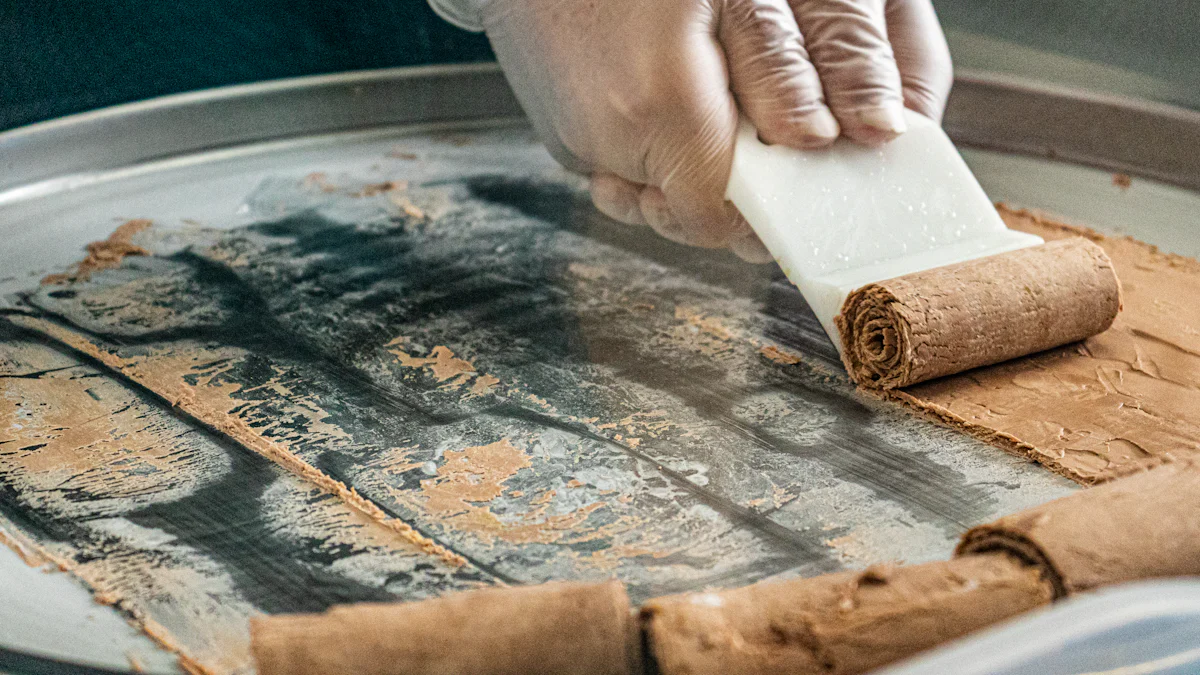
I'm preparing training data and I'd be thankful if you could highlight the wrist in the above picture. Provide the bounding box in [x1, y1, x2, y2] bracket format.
[427, 0, 486, 32]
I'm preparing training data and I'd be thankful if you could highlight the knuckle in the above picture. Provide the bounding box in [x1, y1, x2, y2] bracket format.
[726, 0, 801, 50]
[604, 67, 692, 130]
[606, 84, 658, 128]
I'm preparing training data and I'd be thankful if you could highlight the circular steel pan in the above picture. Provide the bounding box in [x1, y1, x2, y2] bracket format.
[3, 64, 1199, 196]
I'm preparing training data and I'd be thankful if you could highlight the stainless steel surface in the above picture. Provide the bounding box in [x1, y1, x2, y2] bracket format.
[0, 64, 1198, 672]
[0, 64, 523, 195]
[0, 547, 178, 674]
[944, 29, 1200, 112]
[949, 71, 1200, 191]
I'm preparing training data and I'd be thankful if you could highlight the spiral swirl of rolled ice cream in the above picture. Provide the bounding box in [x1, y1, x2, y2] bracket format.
[956, 460, 1200, 598]
[835, 237, 1121, 389]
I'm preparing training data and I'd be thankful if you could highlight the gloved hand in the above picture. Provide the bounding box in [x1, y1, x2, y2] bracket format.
[440, 0, 952, 262]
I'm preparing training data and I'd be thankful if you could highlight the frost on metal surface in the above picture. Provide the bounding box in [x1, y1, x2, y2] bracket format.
[0, 129, 1073, 673]
[0, 335, 485, 674]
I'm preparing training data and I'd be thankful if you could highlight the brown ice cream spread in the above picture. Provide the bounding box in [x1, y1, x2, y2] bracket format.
[836, 237, 1121, 390]
[641, 554, 1051, 675]
[41, 219, 153, 285]
[890, 206, 1200, 484]
[250, 581, 641, 675]
[957, 460, 1200, 598]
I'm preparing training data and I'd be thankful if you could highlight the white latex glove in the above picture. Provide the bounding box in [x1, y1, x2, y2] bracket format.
[430, 0, 952, 262]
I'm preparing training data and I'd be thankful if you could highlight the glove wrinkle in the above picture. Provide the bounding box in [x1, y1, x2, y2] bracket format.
[473, 0, 951, 259]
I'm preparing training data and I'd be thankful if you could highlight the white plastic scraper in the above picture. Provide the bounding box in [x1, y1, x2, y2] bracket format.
[728, 109, 1043, 354]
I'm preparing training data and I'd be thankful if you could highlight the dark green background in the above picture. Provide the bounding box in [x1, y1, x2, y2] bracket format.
[0, 0, 492, 131]
[3, 1, 1197, 132]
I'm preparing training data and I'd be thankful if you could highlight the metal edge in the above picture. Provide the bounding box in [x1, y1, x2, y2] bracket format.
[0, 62, 522, 193]
[4, 63, 505, 138]
[947, 69, 1200, 191]
[0, 118, 531, 208]
[2, 63, 1198, 196]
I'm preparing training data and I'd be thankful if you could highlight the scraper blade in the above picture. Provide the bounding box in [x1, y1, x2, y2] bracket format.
[727, 109, 1043, 353]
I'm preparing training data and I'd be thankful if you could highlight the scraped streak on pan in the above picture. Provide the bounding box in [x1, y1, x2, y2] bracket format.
[8, 313, 468, 568]
[0, 192, 820, 671]
[0, 337, 486, 675]
[7, 167, 1191, 674]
